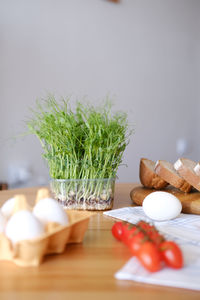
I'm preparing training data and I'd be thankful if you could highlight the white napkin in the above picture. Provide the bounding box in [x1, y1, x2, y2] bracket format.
[104, 207, 200, 290]
[115, 244, 200, 291]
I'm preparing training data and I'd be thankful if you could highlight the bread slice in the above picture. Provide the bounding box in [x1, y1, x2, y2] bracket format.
[194, 162, 200, 176]
[174, 158, 200, 192]
[139, 158, 168, 189]
[155, 160, 192, 193]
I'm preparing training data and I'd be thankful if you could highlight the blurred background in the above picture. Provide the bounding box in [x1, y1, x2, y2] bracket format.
[0, 0, 200, 188]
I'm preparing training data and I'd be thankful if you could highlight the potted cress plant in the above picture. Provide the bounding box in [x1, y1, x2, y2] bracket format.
[27, 95, 132, 210]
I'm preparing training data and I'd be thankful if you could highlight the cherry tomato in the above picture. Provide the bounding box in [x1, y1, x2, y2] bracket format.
[122, 225, 138, 245]
[112, 222, 128, 241]
[128, 231, 147, 255]
[137, 241, 163, 272]
[111, 222, 125, 241]
[160, 241, 183, 269]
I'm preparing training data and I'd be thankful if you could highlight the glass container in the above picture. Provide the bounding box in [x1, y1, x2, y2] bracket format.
[50, 178, 115, 211]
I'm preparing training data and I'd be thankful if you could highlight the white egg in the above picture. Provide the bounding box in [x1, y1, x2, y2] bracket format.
[142, 191, 182, 221]
[0, 211, 6, 233]
[1, 197, 15, 219]
[5, 210, 45, 244]
[33, 198, 69, 226]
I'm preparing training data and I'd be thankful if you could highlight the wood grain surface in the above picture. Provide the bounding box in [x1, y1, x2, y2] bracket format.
[0, 183, 199, 300]
[130, 185, 200, 215]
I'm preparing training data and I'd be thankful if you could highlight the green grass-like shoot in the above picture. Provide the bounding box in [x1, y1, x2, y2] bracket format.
[27, 95, 132, 181]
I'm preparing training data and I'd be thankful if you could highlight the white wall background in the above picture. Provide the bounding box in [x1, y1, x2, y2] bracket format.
[0, 0, 200, 187]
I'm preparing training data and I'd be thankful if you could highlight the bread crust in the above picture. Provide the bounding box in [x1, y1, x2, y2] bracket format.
[174, 158, 200, 192]
[155, 160, 192, 193]
[139, 158, 168, 189]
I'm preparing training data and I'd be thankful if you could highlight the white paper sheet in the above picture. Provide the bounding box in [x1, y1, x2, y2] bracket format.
[104, 207, 200, 291]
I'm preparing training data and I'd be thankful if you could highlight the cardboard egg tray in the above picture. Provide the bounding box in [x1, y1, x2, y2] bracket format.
[0, 190, 94, 267]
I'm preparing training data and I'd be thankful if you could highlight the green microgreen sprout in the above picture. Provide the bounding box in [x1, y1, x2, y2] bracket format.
[27, 95, 133, 209]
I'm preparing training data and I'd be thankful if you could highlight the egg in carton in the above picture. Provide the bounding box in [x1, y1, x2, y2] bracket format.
[0, 188, 94, 267]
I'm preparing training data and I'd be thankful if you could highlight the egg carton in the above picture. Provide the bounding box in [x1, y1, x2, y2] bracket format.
[0, 193, 94, 267]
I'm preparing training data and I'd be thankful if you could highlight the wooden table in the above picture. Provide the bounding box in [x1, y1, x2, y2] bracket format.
[0, 183, 199, 300]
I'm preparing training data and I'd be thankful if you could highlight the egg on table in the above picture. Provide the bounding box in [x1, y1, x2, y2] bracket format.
[142, 191, 182, 221]
[1, 197, 15, 219]
[33, 198, 69, 226]
[0, 211, 7, 233]
[5, 210, 45, 244]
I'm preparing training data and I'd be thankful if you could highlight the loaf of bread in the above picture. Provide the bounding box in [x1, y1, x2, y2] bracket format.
[155, 160, 192, 193]
[139, 158, 168, 189]
[174, 158, 200, 192]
